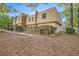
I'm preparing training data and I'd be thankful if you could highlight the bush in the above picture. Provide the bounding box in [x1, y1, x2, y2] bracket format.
[0, 31, 4, 32]
[0, 30, 4, 33]
[51, 26, 57, 34]
[66, 27, 75, 34]
[0, 29, 5, 33]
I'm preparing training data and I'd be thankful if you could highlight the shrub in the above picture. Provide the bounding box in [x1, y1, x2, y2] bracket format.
[66, 27, 75, 34]
[51, 26, 57, 34]
[0, 30, 4, 33]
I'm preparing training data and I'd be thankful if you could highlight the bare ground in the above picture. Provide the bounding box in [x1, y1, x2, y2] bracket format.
[0, 31, 79, 56]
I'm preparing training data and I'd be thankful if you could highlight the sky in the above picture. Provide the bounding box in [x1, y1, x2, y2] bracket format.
[7, 3, 65, 21]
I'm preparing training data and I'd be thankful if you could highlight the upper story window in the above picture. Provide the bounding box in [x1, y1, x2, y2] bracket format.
[29, 18, 30, 22]
[42, 13, 47, 19]
[32, 17, 33, 21]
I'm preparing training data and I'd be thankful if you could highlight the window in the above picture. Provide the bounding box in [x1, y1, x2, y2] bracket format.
[29, 18, 30, 22]
[42, 13, 47, 19]
[32, 17, 33, 21]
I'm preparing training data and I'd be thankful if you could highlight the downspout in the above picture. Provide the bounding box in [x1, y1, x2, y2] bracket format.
[78, 7, 79, 32]
[35, 11, 38, 32]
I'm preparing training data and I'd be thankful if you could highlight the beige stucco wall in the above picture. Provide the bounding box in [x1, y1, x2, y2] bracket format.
[12, 16, 22, 26]
[12, 18, 16, 25]
[26, 15, 35, 25]
[25, 8, 61, 26]
[37, 8, 58, 23]
[16, 23, 22, 26]
[16, 16, 22, 24]
[14, 14, 27, 26]
[55, 9, 61, 25]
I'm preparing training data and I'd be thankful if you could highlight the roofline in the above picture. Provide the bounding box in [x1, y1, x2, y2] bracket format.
[15, 7, 57, 17]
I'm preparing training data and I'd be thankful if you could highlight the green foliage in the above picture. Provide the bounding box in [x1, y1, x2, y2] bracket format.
[0, 3, 17, 14]
[57, 3, 79, 28]
[0, 3, 16, 29]
[0, 14, 11, 29]
[66, 27, 75, 34]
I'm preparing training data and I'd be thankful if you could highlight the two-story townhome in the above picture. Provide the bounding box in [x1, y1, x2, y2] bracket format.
[12, 13, 27, 32]
[25, 7, 61, 35]
[12, 7, 61, 35]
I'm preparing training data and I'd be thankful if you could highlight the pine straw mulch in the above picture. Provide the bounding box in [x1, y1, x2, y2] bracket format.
[0, 32, 79, 56]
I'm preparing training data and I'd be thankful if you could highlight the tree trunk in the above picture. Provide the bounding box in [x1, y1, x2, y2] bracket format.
[70, 3, 73, 28]
[35, 11, 38, 32]
[78, 7, 79, 32]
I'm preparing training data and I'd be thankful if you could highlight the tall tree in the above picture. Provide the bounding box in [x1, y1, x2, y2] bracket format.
[70, 3, 73, 28]
[0, 3, 17, 30]
[57, 3, 71, 27]
[57, 3, 79, 29]
[0, 3, 17, 14]
[78, 7, 79, 32]
[0, 14, 11, 29]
